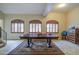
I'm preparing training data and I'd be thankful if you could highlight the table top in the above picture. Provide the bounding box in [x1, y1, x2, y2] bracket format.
[20, 33, 59, 39]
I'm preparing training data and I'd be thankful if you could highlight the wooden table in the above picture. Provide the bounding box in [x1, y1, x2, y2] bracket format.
[20, 34, 58, 48]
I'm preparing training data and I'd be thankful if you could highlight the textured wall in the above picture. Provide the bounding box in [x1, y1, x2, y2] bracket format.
[4, 13, 66, 39]
[67, 6, 79, 29]
[42, 12, 67, 39]
[4, 14, 43, 39]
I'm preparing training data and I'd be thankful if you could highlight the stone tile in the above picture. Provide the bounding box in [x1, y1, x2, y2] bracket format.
[0, 40, 23, 55]
[0, 40, 79, 55]
[53, 40, 79, 55]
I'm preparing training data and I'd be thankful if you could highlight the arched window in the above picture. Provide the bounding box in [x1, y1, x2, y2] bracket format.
[46, 20, 59, 33]
[11, 19, 24, 33]
[29, 20, 42, 33]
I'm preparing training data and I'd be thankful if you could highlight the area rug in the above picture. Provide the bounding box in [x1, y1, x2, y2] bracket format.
[8, 41, 64, 55]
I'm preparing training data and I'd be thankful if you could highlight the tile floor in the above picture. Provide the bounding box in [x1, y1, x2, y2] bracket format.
[0, 40, 23, 55]
[53, 40, 79, 55]
[0, 40, 79, 55]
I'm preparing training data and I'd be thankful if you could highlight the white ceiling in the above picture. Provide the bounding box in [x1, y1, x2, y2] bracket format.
[0, 3, 79, 16]
[0, 3, 47, 15]
[51, 3, 79, 12]
[43, 3, 79, 16]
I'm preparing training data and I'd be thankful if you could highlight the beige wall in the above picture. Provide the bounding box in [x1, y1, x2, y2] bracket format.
[4, 14, 43, 39]
[43, 12, 67, 39]
[0, 11, 4, 20]
[4, 12, 67, 39]
[45, 12, 67, 33]
[67, 6, 79, 28]
[0, 19, 3, 29]
[0, 11, 5, 29]
[0, 11, 5, 40]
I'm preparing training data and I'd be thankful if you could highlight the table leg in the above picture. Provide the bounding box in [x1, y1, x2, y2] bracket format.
[47, 39, 52, 48]
[47, 39, 48, 43]
[27, 38, 31, 47]
[29, 38, 32, 47]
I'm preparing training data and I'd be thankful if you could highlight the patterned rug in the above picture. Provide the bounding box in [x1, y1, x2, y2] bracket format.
[8, 41, 64, 55]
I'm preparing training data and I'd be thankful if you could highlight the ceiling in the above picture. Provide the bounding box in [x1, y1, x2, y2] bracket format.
[0, 3, 47, 15]
[0, 3, 79, 16]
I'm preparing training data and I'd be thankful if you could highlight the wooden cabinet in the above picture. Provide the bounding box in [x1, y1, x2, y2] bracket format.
[67, 28, 79, 44]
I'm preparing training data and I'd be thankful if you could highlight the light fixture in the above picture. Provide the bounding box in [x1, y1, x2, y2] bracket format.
[58, 3, 67, 8]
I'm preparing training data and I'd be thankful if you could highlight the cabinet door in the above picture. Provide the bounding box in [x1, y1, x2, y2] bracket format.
[76, 29, 79, 44]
